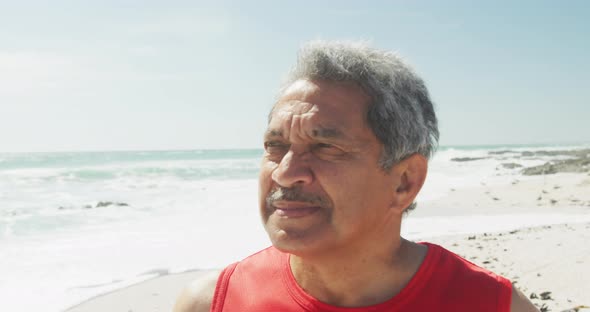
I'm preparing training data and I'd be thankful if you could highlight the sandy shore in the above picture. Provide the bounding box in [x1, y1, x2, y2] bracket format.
[65, 269, 212, 312]
[415, 172, 590, 218]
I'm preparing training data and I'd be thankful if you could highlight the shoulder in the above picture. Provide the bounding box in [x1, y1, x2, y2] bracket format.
[510, 287, 539, 312]
[173, 248, 284, 312]
[421, 244, 511, 308]
[173, 270, 221, 312]
[426, 243, 538, 311]
[431, 243, 509, 285]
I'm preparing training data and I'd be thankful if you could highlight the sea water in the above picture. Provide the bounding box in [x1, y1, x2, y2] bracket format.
[1, 145, 589, 311]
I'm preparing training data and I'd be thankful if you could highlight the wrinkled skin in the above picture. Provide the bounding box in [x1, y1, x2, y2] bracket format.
[259, 79, 406, 258]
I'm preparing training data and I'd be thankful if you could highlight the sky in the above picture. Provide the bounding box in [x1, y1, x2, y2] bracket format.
[1, 0, 589, 152]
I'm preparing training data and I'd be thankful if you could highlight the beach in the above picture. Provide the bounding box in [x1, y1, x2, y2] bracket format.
[1, 146, 589, 311]
[64, 148, 590, 312]
[3, 1, 590, 310]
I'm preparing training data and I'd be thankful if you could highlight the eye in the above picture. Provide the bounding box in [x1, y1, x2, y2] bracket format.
[312, 142, 345, 157]
[264, 141, 290, 153]
[316, 143, 334, 149]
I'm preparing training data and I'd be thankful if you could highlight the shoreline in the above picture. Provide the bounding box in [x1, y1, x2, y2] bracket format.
[64, 221, 590, 312]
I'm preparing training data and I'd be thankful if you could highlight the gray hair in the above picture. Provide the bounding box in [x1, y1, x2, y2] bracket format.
[277, 40, 439, 170]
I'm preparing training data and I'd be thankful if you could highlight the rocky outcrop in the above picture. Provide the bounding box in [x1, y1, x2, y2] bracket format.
[522, 151, 590, 175]
[520, 149, 590, 158]
[95, 201, 129, 208]
[451, 157, 488, 162]
[501, 163, 523, 169]
[58, 201, 129, 210]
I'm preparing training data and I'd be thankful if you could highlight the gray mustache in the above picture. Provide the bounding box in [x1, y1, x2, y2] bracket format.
[266, 187, 330, 208]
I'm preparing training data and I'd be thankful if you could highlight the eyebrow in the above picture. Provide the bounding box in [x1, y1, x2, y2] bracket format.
[264, 127, 345, 140]
[264, 129, 283, 138]
[311, 127, 344, 139]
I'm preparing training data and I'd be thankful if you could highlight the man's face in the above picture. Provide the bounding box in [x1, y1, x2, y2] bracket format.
[259, 79, 401, 256]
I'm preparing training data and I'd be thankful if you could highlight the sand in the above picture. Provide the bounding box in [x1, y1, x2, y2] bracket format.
[415, 172, 590, 217]
[64, 165, 590, 312]
[65, 270, 212, 312]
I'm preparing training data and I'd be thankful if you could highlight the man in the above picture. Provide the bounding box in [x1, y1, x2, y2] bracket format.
[175, 41, 538, 311]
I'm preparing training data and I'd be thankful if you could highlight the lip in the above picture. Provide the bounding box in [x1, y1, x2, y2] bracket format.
[272, 201, 320, 218]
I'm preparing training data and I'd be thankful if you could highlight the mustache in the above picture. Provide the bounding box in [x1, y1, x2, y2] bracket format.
[266, 187, 330, 208]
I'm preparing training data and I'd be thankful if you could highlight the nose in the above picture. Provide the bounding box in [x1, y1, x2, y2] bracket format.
[271, 149, 314, 188]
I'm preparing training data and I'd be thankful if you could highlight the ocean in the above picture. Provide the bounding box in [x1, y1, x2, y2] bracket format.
[1, 145, 589, 311]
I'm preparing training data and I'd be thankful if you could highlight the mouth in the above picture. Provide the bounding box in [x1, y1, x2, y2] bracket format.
[271, 201, 321, 218]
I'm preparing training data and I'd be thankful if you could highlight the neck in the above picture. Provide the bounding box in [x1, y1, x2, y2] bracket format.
[289, 238, 427, 307]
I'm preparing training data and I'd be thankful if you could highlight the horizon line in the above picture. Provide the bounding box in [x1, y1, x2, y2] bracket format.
[1, 141, 589, 155]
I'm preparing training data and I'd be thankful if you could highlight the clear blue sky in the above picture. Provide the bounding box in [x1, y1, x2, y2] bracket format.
[1, 0, 589, 152]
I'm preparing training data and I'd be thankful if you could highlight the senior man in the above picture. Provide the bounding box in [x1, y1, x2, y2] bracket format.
[175, 41, 538, 312]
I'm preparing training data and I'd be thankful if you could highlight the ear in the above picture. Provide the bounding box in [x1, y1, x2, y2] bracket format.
[389, 154, 428, 213]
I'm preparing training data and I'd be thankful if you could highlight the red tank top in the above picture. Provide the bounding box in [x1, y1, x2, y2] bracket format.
[211, 243, 512, 311]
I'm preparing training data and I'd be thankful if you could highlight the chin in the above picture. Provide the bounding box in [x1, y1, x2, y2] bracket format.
[271, 239, 314, 257]
[265, 224, 330, 257]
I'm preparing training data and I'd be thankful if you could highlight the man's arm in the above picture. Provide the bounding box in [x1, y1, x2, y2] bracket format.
[511, 287, 540, 312]
[173, 270, 220, 312]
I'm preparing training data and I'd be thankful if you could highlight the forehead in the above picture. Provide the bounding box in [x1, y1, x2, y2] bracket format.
[269, 80, 372, 130]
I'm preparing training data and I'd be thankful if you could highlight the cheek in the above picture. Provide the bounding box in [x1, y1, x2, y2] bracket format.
[312, 163, 352, 204]
[311, 160, 341, 181]
[315, 164, 389, 207]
